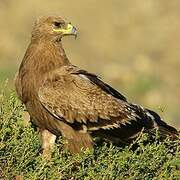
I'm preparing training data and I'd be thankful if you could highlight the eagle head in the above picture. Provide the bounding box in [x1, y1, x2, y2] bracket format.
[32, 16, 77, 41]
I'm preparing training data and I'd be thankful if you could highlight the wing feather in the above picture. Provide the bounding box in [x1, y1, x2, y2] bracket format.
[38, 66, 137, 130]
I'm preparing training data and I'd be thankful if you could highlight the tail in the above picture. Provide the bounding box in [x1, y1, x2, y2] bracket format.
[145, 109, 178, 140]
[92, 105, 178, 146]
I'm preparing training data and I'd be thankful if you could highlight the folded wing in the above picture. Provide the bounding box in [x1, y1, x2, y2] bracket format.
[38, 65, 140, 132]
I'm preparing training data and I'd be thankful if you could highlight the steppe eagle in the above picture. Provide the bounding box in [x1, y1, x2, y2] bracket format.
[15, 16, 178, 157]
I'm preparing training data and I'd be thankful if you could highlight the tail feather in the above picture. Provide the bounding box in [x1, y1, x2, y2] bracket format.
[145, 109, 178, 139]
[93, 105, 178, 145]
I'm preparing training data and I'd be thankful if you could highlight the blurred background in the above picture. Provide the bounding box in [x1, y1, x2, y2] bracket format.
[0, 0, 179, 127]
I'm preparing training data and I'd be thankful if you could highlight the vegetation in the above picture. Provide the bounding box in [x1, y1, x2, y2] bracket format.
[0, 92, 179, 179]
[0, 1, 180, 127]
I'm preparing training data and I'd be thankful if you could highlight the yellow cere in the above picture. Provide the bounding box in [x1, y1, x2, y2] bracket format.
[53, 23, 73, 34]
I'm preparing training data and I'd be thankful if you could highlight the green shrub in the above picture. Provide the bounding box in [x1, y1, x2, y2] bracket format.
[0, 92, 179, 180]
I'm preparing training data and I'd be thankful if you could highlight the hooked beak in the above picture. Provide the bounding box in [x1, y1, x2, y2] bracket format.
[53, 23, 77, 38]
[64, 23, 77, 38]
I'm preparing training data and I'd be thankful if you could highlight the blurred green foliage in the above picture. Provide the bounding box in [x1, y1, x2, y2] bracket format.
[0, 93, 179, 179]
[0, 0, 179, 127]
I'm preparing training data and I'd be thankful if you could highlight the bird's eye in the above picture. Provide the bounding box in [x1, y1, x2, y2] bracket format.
[53, 22, 61, 28]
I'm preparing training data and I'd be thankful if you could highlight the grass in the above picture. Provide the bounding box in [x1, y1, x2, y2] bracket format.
[0, 92, 179, 180]
[1, 0, 180, 128]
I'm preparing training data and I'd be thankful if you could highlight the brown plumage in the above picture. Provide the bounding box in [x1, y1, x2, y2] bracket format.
[15, 16, 178, 156]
